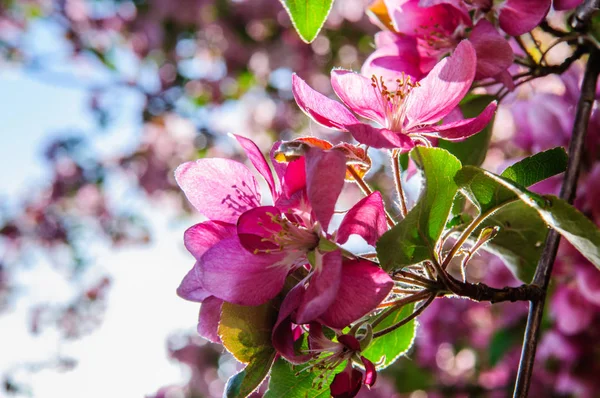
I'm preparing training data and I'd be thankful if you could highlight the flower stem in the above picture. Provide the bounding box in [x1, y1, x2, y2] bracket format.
[441, 200, 517, 270]
[392, 150, 408, 218]
[346, 165, 395, 227]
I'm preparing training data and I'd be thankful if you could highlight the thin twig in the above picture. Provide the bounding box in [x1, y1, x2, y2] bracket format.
[513, 47, 600, 398]
[375, 290, 432, 316]
[372, 293, 436, 338]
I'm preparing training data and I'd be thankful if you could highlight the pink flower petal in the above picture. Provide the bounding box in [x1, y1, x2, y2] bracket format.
[551, 285, 595, 335]
[177, 262, 212, 302]
[405, 40, 477, 128]
[469, 20, 514, 79]
[175, 159, 261, 223]
[330, 364, 363, 398]
[319, 260, 393, 329]
[417, 101, 497, 141]
[361, 33, 426, 82]
[280, 157, 306, 199]
[553, 0, 582, 10]
[269, 141, 286, 188]
[272, 283, 313, 364]
[200, 237, 290, 306]
[576, 264, 600, 306]
[237, 206, 282, 252]
[387, 0, 470, 37]
[337, 192, 388, 246]
[305, 148, 347, 230]
[197, 296, 223, 343]
[233, 134, 277, 197]
[347, 123, 415, 150]
[361, 356, 377, 387]
[295, 251, 343, 324]
[292, 74, 359, 131]
[184, 221, 236, 260]
[330, 69, 387, 125]
[498, 0, 551, 36]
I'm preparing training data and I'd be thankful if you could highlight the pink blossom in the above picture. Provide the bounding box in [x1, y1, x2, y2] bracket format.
[364, 1, 513, 82]
[293, 40, 496, 149]
[176, 136, 392, 343]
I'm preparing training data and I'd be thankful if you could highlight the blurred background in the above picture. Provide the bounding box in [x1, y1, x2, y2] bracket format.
[1, 1, 600, 397]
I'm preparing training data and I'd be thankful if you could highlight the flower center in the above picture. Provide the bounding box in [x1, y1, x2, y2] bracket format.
[371, 73, 420, 132]
[254, 212, 319, 255]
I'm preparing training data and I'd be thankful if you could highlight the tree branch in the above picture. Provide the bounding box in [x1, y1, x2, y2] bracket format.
[570, 0, 600, 31]
[512, 47, 600, 398]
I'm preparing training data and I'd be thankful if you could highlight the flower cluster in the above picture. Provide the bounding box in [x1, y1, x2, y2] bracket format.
[173, 1, 600, 396]
[176, 37, 499, 396]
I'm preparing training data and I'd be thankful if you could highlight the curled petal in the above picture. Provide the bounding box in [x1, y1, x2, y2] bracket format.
[331, 69, 387, 125]
[306, 148, 347, 230]
[362, 33, 424, 83]
[197, 296, 223, 343]
[347, 123, 415, 151]
[184, 221, 236, 260]
[361, 356, 377, 387]
[330, 364, 363, 398]
[296, 251, 343, 324]
[469, 20, 514, 79]
[177, 262, 212, 302]
[175, 159, 260, 223]
[498, 0, 551, 36]
[319, 260, 393, 329]
[200, 237, 290, 306]
[280, 157, 306, 199]
[417, 101, 497, 141]
[233, 134, 277, 197]
[272, 283, 313, 364]
[292, 74, 359, 131]
[405, 40, 477, 128]
[337, 192, 388, 246]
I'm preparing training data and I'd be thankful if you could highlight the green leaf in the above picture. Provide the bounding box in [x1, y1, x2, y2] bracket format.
[500, 147, 568, 187]
[377, 147, 462, 270]
[279, 0, 335, 43]
[225, 349, 277, 398]
[460, 167, 600, 271]
[454, 150, 568, 281]
[456, 148, 568, 213]
[362, 303, 416, 369]
[265, 358, 342, 398]
[439, 94, 495, 166]
[218, 301, 277, 363]
[475, 201, 547, 283]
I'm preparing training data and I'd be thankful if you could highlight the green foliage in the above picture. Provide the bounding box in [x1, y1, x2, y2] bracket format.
[225, 350, 277, 398]
[377, 147, 462, 270]
[362, 303, 416, 369]
[456, 148, 568, 213]
[500, 147, 568, 187]
[218, 301, 277, 363]
[458, 166, 600, 271]
[279, 0, 335, 43]
[439, 94, 495, 167]
[474, 201, 547, 282]
[265, 358, 342, 398]
[455, 149, 568, 281]
[220, 302, 279, 397]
